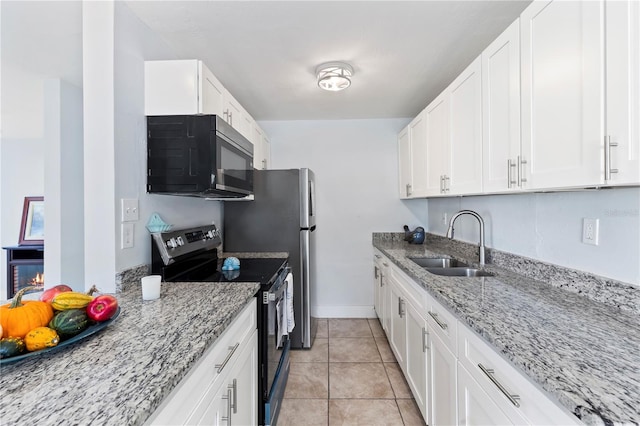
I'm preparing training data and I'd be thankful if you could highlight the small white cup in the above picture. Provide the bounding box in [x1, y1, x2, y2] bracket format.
[141, 275, 162, 300]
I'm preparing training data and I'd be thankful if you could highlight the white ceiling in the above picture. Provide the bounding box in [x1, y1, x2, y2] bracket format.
[125, 0, 531, 121]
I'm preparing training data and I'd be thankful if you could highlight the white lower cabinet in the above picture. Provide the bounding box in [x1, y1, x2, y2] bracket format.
[146, 299, 257, 426]
[404, 294, 429, 420]
[388, 278, 406, 367]
[374, 250, 582, 426]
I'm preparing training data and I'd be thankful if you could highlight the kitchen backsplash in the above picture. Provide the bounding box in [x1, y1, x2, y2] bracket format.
[373, 232, 639, 315]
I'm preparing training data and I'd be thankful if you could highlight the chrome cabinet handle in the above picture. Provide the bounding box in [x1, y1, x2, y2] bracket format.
[215, 343, 239, 373]
[422, 327, 429, 352]
[428, 311, 447, 330]
[440, 175, 444, 193]
[374, 266, 379, 279]
[262, 159, 267, 170]
[398, 297, 405, 318]
[517, 156, 527, 186]
[605, 135, 619, 181]
[507, 159, 517, 188]
[478, 363, 521, 407]
[444, 175, 450, 192]
[222, 388, 233, 425]
[230, 378, 237, 414]
[406, 183, 412, 197]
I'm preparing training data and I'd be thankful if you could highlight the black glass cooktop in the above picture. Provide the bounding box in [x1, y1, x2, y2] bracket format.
[174, 257, 287, 286]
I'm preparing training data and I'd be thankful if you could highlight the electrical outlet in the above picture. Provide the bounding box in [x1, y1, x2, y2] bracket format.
[121, 198, 139, 222]
[582, 218, 599, 246]
[121, 223, 134, 249]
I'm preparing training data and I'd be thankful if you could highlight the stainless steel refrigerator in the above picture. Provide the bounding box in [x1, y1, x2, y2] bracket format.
[224, 169, 317, 349]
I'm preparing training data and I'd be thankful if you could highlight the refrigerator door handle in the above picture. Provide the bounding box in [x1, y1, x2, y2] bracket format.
[300, 229, 311, 348]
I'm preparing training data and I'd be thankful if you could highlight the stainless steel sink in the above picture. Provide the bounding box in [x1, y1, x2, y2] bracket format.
[409, 257, 468, 268]
[426, 267, 494, 277]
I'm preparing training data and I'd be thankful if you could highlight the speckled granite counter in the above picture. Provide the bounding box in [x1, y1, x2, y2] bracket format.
[0, 281, 260, 426]
[373, 234, 640, 425]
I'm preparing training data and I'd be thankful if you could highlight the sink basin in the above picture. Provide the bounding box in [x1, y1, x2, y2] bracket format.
[409, 257, 468, 268]
[426, 267, 494, 277]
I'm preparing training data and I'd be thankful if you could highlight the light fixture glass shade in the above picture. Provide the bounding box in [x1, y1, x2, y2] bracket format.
[316, 62, 354, 91]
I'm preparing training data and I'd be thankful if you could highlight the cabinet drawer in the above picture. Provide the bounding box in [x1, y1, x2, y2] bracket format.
[457, 325, 581, 425]
[426, 296, 457, 353]
[148, 298, 257, 425]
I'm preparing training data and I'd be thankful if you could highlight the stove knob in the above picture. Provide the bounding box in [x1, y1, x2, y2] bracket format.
[206, 230, 214, 239]
[166, 238, 178, 249]
[176, 236, 185, 246]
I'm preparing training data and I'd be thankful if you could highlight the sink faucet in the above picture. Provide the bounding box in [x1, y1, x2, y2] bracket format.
[446, 210, 486, 265]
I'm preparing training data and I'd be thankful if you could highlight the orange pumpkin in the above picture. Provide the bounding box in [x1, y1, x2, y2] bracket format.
[0, 286, 54, 339]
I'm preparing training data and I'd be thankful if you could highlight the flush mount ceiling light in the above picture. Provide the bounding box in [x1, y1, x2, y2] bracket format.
[315, 62, 354, 91]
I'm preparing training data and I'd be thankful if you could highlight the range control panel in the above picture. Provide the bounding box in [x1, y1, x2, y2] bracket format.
[151, 224, 222, 265]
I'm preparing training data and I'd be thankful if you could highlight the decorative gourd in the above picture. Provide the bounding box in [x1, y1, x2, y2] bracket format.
[51, 292, 94, 311]
[24, 327, 59, 352]
[49, 309, 90, 337]
[0, 286, 54, 339]
[0, 337, 26, 358]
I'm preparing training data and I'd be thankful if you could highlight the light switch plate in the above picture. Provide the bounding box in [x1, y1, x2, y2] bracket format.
[121, 198, 139, 222]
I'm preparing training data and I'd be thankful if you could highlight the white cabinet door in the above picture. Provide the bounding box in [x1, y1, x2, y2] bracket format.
[223, 91, 243, 130]
[482, 20, 522, 193]
[199, 62, 225, 116]
[409, 112, 428, 197]
[373, 255, 383, 318]
[457, 364, 515, 426]
[228, 331, 258, 426]
[520, 0, 604, 189]
[144, 60, 224, 116]
[380, 259, 391, 335]
[605, 0, 640, 185]
[388, 278, 406, 367]
[429, 328, 457, 426]
[398, 126, 412, 198]
[404, 300, 429, 421]
[425, 93, 450, 196]
[262, 134, 271, 170]
[448, 57, 483, 195]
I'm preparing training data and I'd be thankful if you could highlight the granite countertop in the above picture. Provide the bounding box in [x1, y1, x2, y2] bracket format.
[0, 280, 260, 426]
[373, 237, 640, 426]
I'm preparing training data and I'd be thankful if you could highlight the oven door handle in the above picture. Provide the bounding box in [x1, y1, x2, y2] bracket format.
[268, 267, 291, 301]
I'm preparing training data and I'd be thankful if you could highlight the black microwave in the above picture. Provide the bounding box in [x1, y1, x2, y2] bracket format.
[147, 115, 253, 198]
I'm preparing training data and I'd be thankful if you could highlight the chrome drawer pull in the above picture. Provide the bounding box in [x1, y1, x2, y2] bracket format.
[428, 311, 447, 330]
[422, 327, 429, 352]
[230, 378, 237, 413]
[478, 363, 521, 407]
[215, 342, 240, 373]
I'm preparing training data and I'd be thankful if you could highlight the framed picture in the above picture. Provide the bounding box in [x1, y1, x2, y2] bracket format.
[19, 196, 44, 245]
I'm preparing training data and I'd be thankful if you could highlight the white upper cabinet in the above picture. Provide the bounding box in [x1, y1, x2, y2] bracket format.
[482, 20, 522, 193]
[398, 126, 412, 198]
[251, 122, 271, 170]
[448, 57, 483, 195]
[398, 114, 428, 198]
[520, 0, 605, 189]
[605, 0, 640, 185]
[222, 90, 253, 140]
[145, 60, 224, 116]
[425, 57, 483, 196]
[425, 93, 450, 195]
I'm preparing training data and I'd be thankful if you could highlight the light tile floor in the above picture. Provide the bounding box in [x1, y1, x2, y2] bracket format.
[278, 318, 426, 426]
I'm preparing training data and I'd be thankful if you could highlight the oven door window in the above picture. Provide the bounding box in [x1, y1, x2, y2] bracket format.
[213, 133, 253, 195]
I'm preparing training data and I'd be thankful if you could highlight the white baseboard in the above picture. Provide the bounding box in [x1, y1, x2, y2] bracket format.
[312, 305, 377, 318]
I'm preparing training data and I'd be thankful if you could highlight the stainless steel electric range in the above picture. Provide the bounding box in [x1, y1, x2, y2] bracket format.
[150, 224, 291, 426]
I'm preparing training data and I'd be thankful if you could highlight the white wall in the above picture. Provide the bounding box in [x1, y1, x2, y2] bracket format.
[43, 79, 84, 289]
[427, 188, 640, 286]
[259, 119, 428, 318]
